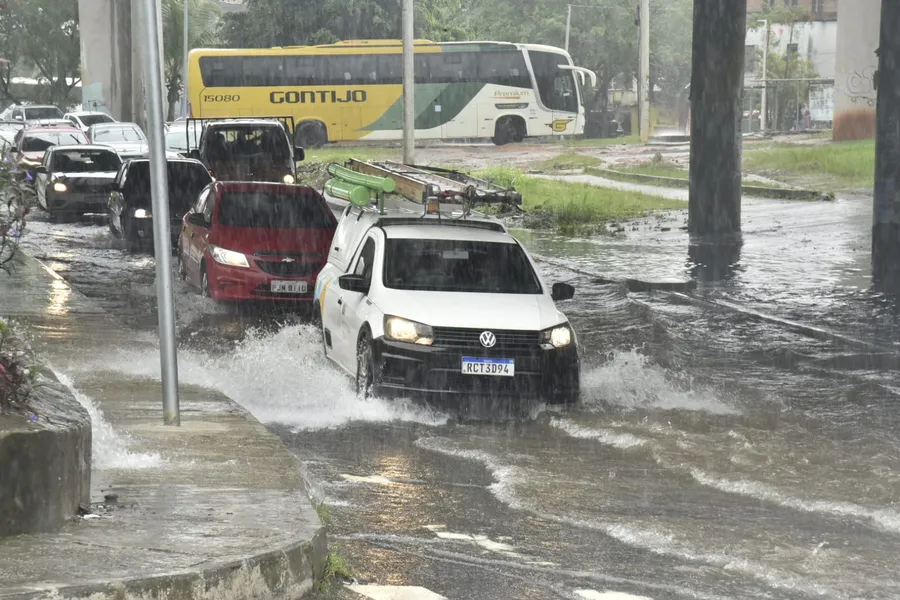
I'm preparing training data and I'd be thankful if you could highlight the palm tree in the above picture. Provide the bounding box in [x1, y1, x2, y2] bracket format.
[161, 0, 222, 121]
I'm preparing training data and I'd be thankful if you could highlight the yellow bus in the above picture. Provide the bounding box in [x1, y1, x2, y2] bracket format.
[187, 39, 596, 147]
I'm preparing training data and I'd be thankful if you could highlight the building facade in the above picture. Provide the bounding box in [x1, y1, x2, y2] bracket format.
[748, 0, 838, 20]
[833, 0, 879, 139]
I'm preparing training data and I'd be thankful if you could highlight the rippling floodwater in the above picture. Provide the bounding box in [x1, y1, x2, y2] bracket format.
[24, 193, 900, 599]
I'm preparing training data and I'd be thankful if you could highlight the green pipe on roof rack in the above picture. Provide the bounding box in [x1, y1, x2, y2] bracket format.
[327, 163, 396, 193]
[325, 178, 371, 207]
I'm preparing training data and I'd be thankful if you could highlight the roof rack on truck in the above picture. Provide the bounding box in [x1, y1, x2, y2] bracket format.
[345, 159, 523, 207]
[322, 159, 514, 232]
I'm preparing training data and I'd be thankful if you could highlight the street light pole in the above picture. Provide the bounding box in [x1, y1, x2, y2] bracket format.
[760, 18, 769, 133]
[638, 0, 650, 141]
[182, 0, 189, 117]
[137, 0, 181, 426]
[565, 4, 572, 53]
[401, 0, 415, 165]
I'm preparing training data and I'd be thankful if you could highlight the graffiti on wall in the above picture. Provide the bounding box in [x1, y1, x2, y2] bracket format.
[840, 66, 877, 107]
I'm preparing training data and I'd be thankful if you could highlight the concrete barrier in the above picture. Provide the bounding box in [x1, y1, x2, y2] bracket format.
[583, 167, 831, 201]
[0, 372, 91, 537]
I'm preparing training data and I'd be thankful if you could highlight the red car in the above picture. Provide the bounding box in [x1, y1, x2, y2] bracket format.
[178, 181, 338, 302]
[10, 124, 88, 180]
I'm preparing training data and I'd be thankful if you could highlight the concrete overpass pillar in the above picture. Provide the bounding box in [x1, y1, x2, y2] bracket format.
[872, 0, 900, 293]
[688, 0, 747, 237]
[77, 0, 132, 120]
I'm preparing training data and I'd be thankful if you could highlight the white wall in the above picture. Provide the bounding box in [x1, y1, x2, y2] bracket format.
[834, 0, 879, 116]
[745, 20, 837, 82]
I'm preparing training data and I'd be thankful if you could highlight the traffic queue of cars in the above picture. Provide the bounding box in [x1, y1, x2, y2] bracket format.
[4, 104, 582, 404]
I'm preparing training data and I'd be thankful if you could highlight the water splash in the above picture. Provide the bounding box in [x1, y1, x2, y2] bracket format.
[78, 324, 448, 431]
[580, 349, 738, 415]
[54, 371, 163, 470]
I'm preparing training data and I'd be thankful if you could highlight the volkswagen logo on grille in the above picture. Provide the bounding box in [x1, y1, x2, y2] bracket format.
[479, 331, 497, 348]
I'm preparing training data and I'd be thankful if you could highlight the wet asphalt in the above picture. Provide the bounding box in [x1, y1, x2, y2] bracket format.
[19, 172, 900, 600]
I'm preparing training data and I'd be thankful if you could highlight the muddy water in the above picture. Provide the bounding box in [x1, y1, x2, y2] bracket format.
[21, 192, 900, 599]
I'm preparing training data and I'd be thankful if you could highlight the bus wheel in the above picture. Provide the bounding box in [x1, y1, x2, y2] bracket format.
[295, 121, 327, 149]
[492, 116, 524, 146]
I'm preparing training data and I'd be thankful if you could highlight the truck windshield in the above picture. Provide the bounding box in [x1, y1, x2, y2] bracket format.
[205, 126, 289, 159]
[217, 190, 334, 229]
[383, 239, 542, 294]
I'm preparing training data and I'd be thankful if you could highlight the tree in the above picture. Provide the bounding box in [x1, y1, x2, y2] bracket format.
[219, 0, 470, 49]
[649, 0, 692, 107]
[0, 0, 80, 107]
[161, 0, 223, 120]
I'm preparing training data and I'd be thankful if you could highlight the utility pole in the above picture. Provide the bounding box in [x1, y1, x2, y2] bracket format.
[688, 0, 747, 237]
[136, 0, 181, 426]
[565, 4, 572, 53]
[872, 0, 900, 293]
[760, 18, 769, 133]
[638, 0, 650, 142]
[401, 0, 415, 165]
[182, 0, 189, 117]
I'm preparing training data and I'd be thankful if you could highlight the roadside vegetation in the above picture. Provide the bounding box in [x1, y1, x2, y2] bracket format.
[532, 152, 602, 171]
[314, 548, 356, 594]
[476, 166, 684, 233]
[743, 139, 875, 192]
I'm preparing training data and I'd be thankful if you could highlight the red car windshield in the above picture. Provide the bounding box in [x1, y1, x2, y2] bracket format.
[217, 190, 334, 229]
[22, 131, 87, 152]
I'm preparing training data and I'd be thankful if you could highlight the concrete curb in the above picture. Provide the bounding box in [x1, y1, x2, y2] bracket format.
[583, 167, 830, 201]
[10, 530, 328, 600]
[0, 374, 91, 537]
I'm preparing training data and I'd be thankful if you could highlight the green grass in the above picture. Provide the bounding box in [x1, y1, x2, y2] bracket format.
[314, 549, 356, 593]
[475, 166, 684, 233]
[304, 145, 400, 164]
[531, 152, 602, 171]
[617, 161, 688, 179]
[744, 139, 875, 190]
[313, 501, 333, 527]
[563, 134, 642, 147]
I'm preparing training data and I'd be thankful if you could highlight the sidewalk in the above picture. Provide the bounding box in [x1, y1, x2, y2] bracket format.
[0, 255, 326, 599]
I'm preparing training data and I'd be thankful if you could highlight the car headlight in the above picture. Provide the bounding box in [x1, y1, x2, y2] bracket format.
[540, 324, 573, 349]
[210, 244, 249, 268]
[53, 182, 67, 192]
[283, 174, 295, 184]
[384, 316, 434, 346]
[134, 208, 151, 218]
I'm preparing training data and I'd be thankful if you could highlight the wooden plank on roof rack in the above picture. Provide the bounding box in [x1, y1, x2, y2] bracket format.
[347, 159, 432, 203]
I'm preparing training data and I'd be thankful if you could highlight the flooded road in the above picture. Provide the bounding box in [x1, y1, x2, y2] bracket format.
[21, 179, 900, 599]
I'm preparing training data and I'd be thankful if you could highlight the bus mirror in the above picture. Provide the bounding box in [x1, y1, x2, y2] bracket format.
[295, 146, 305, 162]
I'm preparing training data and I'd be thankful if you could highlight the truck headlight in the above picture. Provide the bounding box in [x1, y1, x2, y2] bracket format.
[210, 245, 249, 268]
[283, 174, 295, 184]
[540, 324, 573, 349]
[384, 316, 434, 346]
[53, 182, 67, 192]
[134, 208, 151, 218]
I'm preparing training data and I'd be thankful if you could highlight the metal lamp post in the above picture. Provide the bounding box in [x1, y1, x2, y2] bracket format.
[137, 0, 181, 426]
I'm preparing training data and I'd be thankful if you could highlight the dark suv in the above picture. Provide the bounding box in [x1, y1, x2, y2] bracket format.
[186, 118, 304, 183]
[107, 157, 213, 253]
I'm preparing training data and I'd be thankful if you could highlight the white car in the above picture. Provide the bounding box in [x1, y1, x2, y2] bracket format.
[313, 201, 580, 404]
[87, 122, 148, 159]
[64, 111, 117, 132]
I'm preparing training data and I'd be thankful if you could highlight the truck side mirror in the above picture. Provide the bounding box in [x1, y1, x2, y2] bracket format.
[551, 282, 575, 301]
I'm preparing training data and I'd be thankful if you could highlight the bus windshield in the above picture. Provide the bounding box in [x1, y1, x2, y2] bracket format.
[528, 50, 579, 113]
